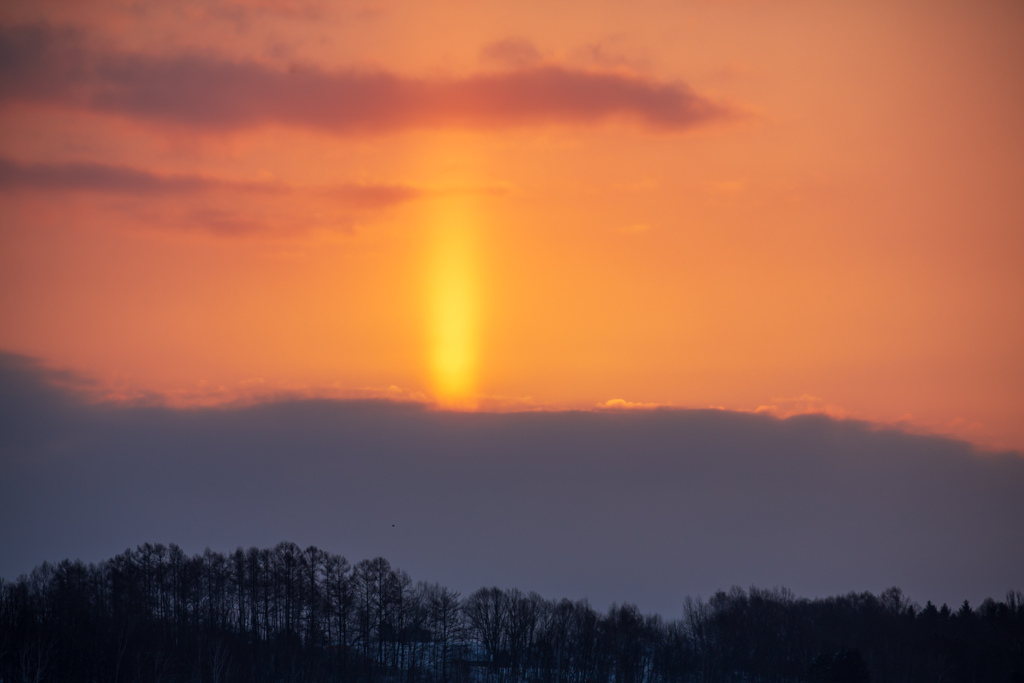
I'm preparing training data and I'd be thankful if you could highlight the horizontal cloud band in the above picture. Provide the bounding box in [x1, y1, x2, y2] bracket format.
[0, 157, 420, 207]
[0, 24, 731, 133]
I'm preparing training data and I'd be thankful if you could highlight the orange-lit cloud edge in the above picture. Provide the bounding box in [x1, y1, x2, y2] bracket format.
[38, 363, 1012, 457]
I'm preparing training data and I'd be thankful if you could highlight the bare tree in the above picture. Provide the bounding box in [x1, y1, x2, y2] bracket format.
[465, 587, 508, 679]
[425, 583, 463, 683]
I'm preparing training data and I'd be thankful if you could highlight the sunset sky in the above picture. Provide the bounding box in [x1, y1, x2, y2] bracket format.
[2, 0, 1024, 612]
[2, 0, 1023, 450]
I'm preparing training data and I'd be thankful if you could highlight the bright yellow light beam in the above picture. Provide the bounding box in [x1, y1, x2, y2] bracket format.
[428, 196, 479, 408]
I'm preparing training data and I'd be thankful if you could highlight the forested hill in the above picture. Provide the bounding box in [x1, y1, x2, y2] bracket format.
[2, 543, 1021, 683]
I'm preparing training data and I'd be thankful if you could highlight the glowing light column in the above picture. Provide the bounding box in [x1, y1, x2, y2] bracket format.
[428, 194, 480, 408]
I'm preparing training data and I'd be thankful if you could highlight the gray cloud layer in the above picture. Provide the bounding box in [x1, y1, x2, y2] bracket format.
[1, 352, 1021, 616]
[0, 23, 730, 133]
[0, 157, 420, 210]
[0, 157, 220, 194]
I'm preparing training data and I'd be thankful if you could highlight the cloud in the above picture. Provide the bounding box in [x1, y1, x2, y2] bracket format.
[0, 157, 230, 194]
[0, 23, 733, 134]
[0, 157, 421, 210]
[598, 397, 661, 409]
[575, 37, 652, 72]
[329, 182, 420, 209]
[2, 352, 1021, 616]
[754, 394, 851, 420]
[480, 38, 543, 68]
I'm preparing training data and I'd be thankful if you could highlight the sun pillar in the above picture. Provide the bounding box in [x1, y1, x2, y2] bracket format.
[428, 195, 480, 408]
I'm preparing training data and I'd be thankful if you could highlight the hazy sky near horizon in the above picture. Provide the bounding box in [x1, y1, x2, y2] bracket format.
[1, 0, 1022, 450]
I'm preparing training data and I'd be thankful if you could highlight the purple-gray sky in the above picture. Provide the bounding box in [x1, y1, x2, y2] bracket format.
[1, 352, 1021, 616]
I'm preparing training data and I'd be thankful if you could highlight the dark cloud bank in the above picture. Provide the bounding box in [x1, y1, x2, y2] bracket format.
[1, 352, 1021, 616]
[0, 23, 728, 133]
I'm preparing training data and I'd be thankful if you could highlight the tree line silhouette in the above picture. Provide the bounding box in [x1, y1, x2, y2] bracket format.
[1, 542, 1021, 682]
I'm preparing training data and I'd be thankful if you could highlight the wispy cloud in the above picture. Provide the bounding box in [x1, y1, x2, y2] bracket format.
[0, 157, 260, 194]
[0, 23, 734, 134]
[0, 157, 421, 208]
[597, 398, 663, 410]
[753, 394, 851, 420]
[480, 37, 544, 68]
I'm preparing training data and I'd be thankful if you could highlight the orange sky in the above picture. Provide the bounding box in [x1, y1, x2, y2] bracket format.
[1, 0, 1022, 450]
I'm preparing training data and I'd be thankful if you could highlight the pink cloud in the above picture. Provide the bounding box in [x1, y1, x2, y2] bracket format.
[1, 23, 734, 134]
[480, 37, 544, 68]
[0, 156, 420, 208]
[598, 398, 664, 410]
